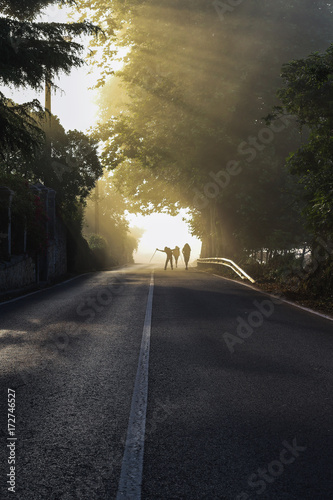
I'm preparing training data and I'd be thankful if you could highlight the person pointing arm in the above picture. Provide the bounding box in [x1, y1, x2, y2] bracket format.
[156, 247, 173, 270]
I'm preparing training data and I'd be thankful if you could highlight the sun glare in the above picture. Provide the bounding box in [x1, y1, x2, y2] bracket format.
[128, 211, 201, 264]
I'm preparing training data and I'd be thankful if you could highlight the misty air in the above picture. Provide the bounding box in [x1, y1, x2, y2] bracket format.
[1, 1, 333, 499]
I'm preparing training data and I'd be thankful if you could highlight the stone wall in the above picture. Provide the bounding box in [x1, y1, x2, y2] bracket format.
[0, 255, 36, 292]
[0, 183, 68, 293]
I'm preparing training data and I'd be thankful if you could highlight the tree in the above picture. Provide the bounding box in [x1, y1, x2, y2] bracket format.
[81, 0, 333, 256]
[0, 112, 103, 272]
[0, 0, 99, 158]
[1, 114, 103, 212]
[269, 44, 333, 239]
[83, 174, 143, 265]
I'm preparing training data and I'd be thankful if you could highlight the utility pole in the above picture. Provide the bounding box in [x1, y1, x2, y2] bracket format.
[45, 77, 51, 114]
[45, 74, 52, 158]
[95, 180, 100, 234]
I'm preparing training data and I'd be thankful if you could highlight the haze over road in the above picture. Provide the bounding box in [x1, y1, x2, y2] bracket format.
[0, 265, 332, 499]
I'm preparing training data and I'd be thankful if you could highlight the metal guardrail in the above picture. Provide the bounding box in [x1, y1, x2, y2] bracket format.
[197, 258, 256, 283]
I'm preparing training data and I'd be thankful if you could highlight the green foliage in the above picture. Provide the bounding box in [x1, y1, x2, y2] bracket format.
[0, 173, 33, 219]
[66, 224, 95, 273]
[87, 233, 110, 268]
[80, 0, 333, 256]
[0, 0, 105, 270]
[0, 0, 100, 159]
[0, 114, 103, 267]
[271, 44, 333, 239]
[1, 114, 103, 215]
[41, 118, 103, 208]
[0, 18, 97, 88]
[0, 97, 45, 161]
[83, 175, 142, 264]
[0, 0, 74, 20]
[88, 233, 107, 250]
[276, 46, 333, 127]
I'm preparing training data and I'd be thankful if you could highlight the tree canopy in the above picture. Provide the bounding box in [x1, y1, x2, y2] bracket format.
[270, 44, 333, 239]
[0, 0, 99, 158]
[79, 0, 333, 256]
[1, 113, 103, 215]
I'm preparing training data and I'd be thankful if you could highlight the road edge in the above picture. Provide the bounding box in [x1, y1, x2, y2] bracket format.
[199, 269, 333, 323]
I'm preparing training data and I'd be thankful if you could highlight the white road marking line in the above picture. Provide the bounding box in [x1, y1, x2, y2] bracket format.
[116, 272, 154, 500]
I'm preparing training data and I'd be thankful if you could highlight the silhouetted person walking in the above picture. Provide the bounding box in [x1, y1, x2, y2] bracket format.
[172, 246, 180, 268]
[182, 243, 191, 270]
[156, 247, 173, 270]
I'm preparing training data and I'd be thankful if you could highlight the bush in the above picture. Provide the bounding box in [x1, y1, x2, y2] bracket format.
[67, 231, 95, 273]
[87, 233, 116, 270]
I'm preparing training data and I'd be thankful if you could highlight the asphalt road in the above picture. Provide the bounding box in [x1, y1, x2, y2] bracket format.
[0, 265, 332, 499]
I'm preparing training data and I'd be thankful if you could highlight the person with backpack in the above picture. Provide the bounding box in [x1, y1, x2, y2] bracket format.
[182, 243, 191, 270]
[172, 246, 180, 268]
